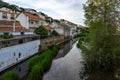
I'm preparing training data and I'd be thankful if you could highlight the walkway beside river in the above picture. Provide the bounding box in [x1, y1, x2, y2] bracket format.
[43, 42, 82, 80]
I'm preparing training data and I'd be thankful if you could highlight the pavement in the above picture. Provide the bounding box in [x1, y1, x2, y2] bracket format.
[43, 42, 83, 80]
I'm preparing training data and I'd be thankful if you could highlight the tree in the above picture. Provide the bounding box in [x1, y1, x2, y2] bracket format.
[34, 25, 48, 39]
[51, 30, 59, 36]
[83, 0, 120, 70]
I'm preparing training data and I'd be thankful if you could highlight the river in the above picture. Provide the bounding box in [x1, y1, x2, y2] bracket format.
[1, 39, 117, 80]
[43, 41, 82, 80]
[0, 39, 77, 80]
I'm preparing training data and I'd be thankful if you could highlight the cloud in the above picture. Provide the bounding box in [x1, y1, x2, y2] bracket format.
[4, 0, 87, 25]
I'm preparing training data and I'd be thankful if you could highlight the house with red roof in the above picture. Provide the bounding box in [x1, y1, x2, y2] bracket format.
[0, 7, 33, 35]
[17, 12, 44, 31]
[0, 20, 32, 35]
[45, 25, 53, 36]
[0, 7, 19, 21]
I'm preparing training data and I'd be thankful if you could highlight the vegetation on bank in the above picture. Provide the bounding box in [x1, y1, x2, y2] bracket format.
[2, 71, 19, 80]
[77, 0, 120, 72]
[29, 45, 60, 80]
[0, 34, 13, 39]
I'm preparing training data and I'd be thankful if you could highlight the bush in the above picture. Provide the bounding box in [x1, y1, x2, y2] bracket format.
[29, 54, 45, 70]
[0, 34, 13, 39]
[52, 30, 59, 36]
[29, 64, 44, 80]
[2, 71, 19, 80]
[29, 45, 60, 80]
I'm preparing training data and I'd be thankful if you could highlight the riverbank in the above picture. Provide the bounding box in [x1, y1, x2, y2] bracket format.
[43, 42, 82, 80]
[0, 38, 75, 80]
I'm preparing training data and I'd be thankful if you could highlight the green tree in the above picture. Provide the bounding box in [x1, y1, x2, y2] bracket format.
[51, 30, 59, 36]
[83, 0, 120, 70]
[34, 25, 48, 39]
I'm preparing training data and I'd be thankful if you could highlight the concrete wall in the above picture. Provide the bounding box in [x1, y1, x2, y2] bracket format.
[41, 36, 64, 50]
[0, 40, 40, 72]
[0, 12, 2, 20]
[0, 32, 33, 35]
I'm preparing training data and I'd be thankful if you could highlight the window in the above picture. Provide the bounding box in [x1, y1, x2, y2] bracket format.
[11, 14, 15, 19]
[35, 21, 39, 24]
[2, 12, 7, 19]
[30, 21, 34, 24]
[21, 32, 24, 35]
[19, 39, 23, 44]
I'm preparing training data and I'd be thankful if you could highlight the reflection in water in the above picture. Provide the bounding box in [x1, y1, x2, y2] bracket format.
[79, 62, 117, 80]
[55, 39, 76, 59]
[0, 39, 76, 80]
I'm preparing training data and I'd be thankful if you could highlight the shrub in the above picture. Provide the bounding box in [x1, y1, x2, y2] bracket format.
[2, 71, 19, 80]
[29, 65, 44, 80]
[0, 34, 13, 39]
[52, 30, 59, 36]
[29, 45, 60, 80]
[29, 54, 45, 70]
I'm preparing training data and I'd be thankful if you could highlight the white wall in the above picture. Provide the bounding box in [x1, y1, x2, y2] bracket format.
[0, 12, 2, 20]
[11, 32, 33, 35]
[54, 28, 64, 35]
[0, 40, 40, 72]
[16, 13, 29, 29]
[7, 13, 10, 20]
[50, 22, 59, 28]
[0, 32, 33, 36]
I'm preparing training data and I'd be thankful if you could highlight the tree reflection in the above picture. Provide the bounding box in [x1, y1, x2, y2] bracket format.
[80, 61, 117, 80]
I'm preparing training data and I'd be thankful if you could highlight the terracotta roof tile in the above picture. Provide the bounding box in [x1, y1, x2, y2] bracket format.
[0, 10, 19, 15]
[45, 25, 53, 30]
[25, 13, 43, 20]
[0, 20, 30, 32]
[0, 27, 30, 32]
[0, 20, 22, 27]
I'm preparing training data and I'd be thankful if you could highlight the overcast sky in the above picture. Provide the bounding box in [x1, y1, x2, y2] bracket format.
[4, 0, 87, 25]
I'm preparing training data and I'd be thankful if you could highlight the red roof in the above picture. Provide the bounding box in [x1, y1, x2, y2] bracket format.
[0, 20, 22, 27]
[0, 20, 30, 32]
[25, 13, 43, 20]
[45, 25, 53, 30]
[0, 10, 19, 15]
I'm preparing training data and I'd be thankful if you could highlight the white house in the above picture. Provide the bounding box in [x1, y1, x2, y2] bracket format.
[0, 7, 19, 21]
[17, 13, 44, 31]
[0, 20, 33, 35]
[50, 21, 64, 35]
[60, 19, 77, 37]
[50, 21, 70, 37]
[0, 7, 33, 35]
[45, 25, 53, 36]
